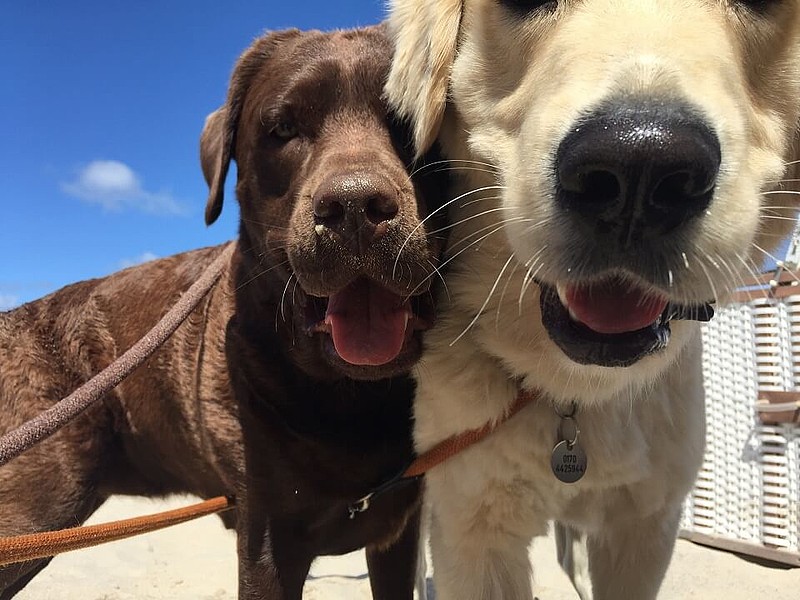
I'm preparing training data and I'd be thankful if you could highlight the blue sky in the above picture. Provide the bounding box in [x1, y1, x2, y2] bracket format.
[2, 2, 794, 311]
[1, 1, 386, 310]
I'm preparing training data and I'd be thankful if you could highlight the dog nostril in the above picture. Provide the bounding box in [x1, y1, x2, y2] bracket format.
[651, 169, 715, 211]
[313, 197, 346, 225]
[312, 173, 400, 254]
[583, 170, 621, 205]
[653, 172, 690, 208]
[365, 195, 399, 226]
[557, 162, 624, 217]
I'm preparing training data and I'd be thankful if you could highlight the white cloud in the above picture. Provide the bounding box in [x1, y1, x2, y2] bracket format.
[0, 294, 20, 311]
[119, 251, 159, 269]
[61, 160, 186, 215]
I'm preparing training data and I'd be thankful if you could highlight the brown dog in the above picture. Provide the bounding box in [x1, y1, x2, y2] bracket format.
[0, 25, 446, 599]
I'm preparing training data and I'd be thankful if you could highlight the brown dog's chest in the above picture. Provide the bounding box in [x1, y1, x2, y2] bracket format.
[231, 344, 420, 554]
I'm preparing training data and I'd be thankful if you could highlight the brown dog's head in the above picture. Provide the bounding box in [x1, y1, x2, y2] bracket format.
[201, 25, 447, 381]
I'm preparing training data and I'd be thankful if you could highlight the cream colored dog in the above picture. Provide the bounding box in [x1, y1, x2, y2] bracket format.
[386, 1, 800, 598]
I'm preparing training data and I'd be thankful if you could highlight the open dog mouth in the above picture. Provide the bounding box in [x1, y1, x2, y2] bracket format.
[539, 274, 713, 367]
[304, 277, 433, 366]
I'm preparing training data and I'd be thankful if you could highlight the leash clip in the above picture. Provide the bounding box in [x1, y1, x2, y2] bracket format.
[347, 492, 374, 520]
[346, 462, 422, 520]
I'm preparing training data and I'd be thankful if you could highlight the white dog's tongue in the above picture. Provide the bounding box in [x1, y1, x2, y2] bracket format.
[565, 279, 668, 335]
[325, 279, 409, 365]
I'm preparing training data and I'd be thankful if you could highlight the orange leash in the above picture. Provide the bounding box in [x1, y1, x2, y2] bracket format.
[0, 496, 234, 567]
[0, 387, 534, 561]
[403, 390, 535, 478]
[1, 390, 535, 561]
[348, 389, 536, 518]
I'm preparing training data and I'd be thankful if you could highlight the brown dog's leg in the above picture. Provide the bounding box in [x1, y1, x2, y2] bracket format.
[237, 541, 313, 600]
[0, 394, 109, 596]
[0, 457, 104, 598]
[365, 504, 422, 600]
[0, 438, 106, 598]
[236, 506, 313, 600]
[0, 558, 53, 600]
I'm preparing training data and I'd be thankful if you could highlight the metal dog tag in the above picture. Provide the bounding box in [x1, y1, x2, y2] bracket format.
[550, 440, 587, 484]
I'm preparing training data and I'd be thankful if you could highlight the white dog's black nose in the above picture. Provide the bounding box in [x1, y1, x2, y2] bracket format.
[555, 103, 721, 242]
[313, 172, 400, 255]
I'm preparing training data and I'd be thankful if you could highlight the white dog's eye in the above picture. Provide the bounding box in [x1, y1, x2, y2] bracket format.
[735, 0, 780, 12]
[272, 121, 298, 140]
[499, 0, 557, 13]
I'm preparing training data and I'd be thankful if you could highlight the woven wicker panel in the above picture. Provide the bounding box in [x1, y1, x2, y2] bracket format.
[681, 297, 800, 558]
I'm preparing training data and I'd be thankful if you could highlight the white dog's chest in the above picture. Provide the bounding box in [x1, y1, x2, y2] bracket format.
[440, 403, 659, 527]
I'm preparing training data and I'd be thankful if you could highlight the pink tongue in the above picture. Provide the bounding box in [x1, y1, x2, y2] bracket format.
[325, 279, 410, 366]
[566, 280, 668, 335]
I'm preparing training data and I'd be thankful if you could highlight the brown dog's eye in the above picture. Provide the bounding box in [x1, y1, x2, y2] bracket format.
[271, 121, 298, 140]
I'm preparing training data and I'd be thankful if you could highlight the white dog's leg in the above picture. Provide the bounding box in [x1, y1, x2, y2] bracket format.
[555, 522, 593, 600]
[415, 527, 429, 600]
[426, 477, 535, 600]
[585, 506, 681, 600]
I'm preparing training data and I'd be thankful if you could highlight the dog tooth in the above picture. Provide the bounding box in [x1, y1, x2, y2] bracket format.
[314, 224, 325, 236]
[556, 282, 569, 308]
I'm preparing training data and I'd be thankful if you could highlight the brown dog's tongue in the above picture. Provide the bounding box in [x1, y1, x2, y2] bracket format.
[325, 279, 409, 365]
[566, 279, 667, 335]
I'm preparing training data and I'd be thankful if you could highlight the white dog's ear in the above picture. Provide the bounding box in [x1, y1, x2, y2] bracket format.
[385, 0, 463, 157]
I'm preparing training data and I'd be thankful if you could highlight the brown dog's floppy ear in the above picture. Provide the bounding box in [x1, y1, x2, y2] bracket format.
[200, 108, 229, 225]
[200, 28, 303, 226]
[385, 0, 463, 157]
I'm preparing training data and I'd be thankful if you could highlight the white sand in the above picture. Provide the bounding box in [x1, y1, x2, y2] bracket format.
[14, 495, 799, 599]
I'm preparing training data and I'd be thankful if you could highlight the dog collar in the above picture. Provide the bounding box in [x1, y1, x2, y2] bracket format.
[347, 388, 537, 519]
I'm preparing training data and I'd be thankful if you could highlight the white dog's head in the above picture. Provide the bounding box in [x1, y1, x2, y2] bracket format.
[387, 0, 800, 393]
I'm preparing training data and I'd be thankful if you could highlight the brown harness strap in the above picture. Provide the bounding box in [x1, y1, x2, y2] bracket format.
[0, 496, 235, 567]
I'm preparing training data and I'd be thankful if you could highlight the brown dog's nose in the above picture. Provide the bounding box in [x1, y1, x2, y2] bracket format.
[313, 172, 400, 255]
[555, 102, 721, 245]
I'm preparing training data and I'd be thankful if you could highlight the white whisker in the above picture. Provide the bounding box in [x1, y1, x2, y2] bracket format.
[496, 259, 523, 330]
[518, 246, 549, 312]
[751, 242, 783, 267]
[426, 205, 513, 237]
[446, 217, 529, 254]
[234, 259, 291, 293]
[409, 158, 501, 178]
[519, 261, 546, 314]
[694, 253, 720, 303]
[451, 253, 516, 346]
[760, 190, 800, 196]
[393, 185, 505, 278]
[279, 274, 295, 324]
[426, 258, 451, 302]
[403, 218, 527, 299]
